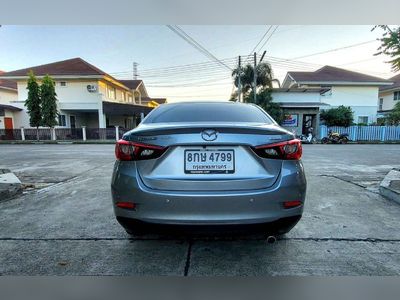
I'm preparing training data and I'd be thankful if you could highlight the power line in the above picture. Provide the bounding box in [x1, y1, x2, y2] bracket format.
[257, 25, 279, 52]
[248, 25, 273, 57]
[291, 40, 376, 60]
[166, 25, 232, 71]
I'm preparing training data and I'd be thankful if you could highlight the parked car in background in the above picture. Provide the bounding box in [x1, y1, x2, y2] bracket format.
[111, 102, 307, 236]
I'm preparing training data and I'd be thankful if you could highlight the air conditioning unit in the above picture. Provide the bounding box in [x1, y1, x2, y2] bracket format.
[87, 85, 97, 93]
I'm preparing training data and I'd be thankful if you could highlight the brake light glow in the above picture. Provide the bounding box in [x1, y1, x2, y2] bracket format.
[115, 140, 167, 161]
[253, 139, 302, 160]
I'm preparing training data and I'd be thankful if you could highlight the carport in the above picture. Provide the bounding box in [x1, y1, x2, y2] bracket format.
[102, 101, 153, 129]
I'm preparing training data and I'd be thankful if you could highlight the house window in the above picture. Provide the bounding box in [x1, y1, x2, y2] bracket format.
[122, 92, 126, 102]
[394, 91, 400, 101]
[379, 98, 383, 111]
[128, 96, 133, 103]
[60, 81, 67, 87]
[358, 116, 368, 124]
[107, 86, 116, 99]
[58, 114, 66, 126]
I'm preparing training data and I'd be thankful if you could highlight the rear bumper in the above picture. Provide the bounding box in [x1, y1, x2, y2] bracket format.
[117, 215, 302, 235]
[111, 160, 306, 227]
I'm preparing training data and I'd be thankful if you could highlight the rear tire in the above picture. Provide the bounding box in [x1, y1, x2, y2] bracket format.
[340, 137, 348, 144]
[321, 137, 329, 144]
[125, 228, 146, 237]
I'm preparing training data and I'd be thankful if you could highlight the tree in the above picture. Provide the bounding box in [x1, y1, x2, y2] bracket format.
[373, 25, 400, 72]
[25, 71, 41, 140]
[245, 88, 284, 124]
[320, 105, 354, 127]
[231, 61, 283, 123]
[232, 62, 274, 95]
[41, 75, 58, 128]
[387, 102, 400, 125]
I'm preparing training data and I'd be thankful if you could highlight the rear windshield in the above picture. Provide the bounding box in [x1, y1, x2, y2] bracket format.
[143, 102, 274, 124]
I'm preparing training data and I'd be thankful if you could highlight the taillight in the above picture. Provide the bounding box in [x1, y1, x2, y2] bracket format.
[115, 139, 167, 161]
[283, 200, 302, 209]
[252, 139, 302, 160]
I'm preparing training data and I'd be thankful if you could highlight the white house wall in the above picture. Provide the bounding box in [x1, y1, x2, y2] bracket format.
[271, 91, 321, 103]
[321, 86, 379, 123]
[379, 90, 398, 111]
[0, 89, 18, 104]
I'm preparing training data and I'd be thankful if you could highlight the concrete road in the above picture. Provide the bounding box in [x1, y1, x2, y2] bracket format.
[0, 144, 399, 275]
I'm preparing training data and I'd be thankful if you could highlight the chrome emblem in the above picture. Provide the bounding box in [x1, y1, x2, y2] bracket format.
[201, 129, 218, 141]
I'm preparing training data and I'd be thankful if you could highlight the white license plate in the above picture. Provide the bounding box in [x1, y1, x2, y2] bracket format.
[184, 149, 235, 174]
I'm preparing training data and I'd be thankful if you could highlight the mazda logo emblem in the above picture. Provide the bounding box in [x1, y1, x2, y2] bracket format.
[201, 129, 218, 141]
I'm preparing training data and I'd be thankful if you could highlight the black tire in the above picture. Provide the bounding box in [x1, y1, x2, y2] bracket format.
[321, 137, 329, 144]
[117, 217, 148, 236]
[125, 228, 146, 236]
[340, 137, 348, 144]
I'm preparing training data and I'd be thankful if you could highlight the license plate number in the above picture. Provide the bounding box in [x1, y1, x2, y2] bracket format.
[184, 149, 235, 174]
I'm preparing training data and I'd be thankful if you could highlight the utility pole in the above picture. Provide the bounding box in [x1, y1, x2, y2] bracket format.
[238, 56, 242, 102]
[133, 62, 138, 80]
[253, 52, 257, 104]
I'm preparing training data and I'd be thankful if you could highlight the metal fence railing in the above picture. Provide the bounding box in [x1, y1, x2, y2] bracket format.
[320, 125, 400, 141]
[0, 127, 131, 142]
[4, 126, 399, 142]
[23, 128, 52, 140]
[0, 129, 22, 140]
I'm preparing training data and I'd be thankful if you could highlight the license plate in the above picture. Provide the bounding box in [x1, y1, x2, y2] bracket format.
[184, 149, 235, 174]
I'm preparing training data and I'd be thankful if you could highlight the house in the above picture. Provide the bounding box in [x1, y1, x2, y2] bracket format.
[378, 74, 400, 117]
[281, 66, 392, 127]
[271, 87, 330, 136]
[0, 73, 21, 130]
[0, 58, 166, 129]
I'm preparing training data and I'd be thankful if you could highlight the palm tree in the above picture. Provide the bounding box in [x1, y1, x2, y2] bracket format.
[231, 61, 283, 123]
[231, 62, 274, 101]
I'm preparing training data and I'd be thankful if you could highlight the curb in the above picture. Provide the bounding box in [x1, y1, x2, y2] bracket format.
[379, 168, 400, 204]
[0, 169, 22, 201]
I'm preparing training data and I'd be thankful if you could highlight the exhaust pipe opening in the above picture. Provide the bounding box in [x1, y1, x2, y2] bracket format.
[266, 235, 277, 244]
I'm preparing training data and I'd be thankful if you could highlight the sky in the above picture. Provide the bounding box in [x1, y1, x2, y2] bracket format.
[0, 25, 397, 102]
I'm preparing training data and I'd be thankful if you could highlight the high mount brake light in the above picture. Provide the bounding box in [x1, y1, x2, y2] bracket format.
[253, 139, 302, 160]
[115, 140, 167, 161]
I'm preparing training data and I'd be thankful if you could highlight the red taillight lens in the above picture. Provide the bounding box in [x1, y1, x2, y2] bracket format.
[116, 202, 136, 209]
[253, 139, 302, 160]
[115, 139, 167, 161]
[283, 200, 302, 209]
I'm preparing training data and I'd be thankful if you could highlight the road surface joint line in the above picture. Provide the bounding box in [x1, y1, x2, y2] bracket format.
[319, 174, 380, 193]
[0, 237, 399, 243]
[184, 240, 193, 276]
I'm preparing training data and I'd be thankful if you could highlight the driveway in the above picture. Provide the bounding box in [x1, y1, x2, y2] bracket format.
[0, 144, 399, 275]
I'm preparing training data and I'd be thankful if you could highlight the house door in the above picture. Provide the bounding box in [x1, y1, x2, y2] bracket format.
[302, 114, 314, 135]
[70, 116, 76, 129]
[4, 117, 13, 129]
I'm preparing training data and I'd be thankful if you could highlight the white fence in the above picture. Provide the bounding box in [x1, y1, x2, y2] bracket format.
[320, 125, 400, 141]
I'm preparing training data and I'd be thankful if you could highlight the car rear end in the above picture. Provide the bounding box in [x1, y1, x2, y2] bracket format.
[111, 102, 306, 235]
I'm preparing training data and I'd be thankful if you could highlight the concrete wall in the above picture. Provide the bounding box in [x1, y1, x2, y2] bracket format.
[272, 91, 321, 103]
[281, 108, 320, 136]
[379, 90, 399, 111]
[321, 86, 379, 124]
[0, 89, 18, 104]
[98, 80, 133, 103]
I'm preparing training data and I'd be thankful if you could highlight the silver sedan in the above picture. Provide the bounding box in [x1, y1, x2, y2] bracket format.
[111, 101, 306, 235]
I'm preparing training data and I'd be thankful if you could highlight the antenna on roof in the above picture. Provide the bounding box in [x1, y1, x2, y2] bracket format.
[133, 62, 138, 80]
